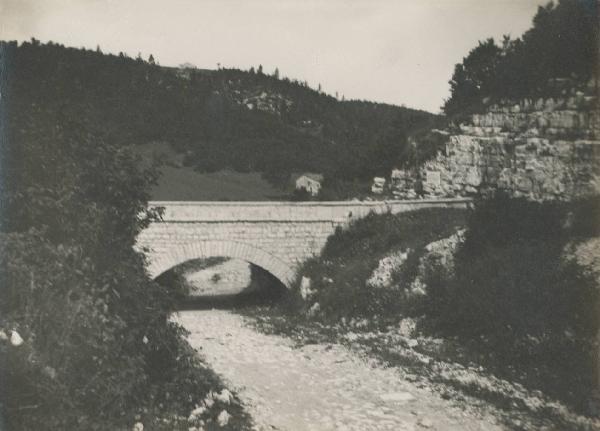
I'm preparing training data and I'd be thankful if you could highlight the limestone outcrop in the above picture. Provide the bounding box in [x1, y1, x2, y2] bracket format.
[398, 83, 600, 201]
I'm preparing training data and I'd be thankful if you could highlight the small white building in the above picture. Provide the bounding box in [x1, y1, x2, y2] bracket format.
[295, 173, 324, 196]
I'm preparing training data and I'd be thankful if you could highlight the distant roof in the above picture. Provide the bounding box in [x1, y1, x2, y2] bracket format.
[297, 173, 324, 182]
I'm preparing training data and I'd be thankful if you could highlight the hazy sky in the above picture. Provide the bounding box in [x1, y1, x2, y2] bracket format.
[0, 0, 547, 112]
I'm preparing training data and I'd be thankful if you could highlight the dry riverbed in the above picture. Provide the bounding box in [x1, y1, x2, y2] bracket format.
[174, 309, 504, 431]
[238, 307, 600, 431]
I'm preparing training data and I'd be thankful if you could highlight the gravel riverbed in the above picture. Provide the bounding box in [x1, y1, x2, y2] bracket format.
[174, 309, 502, 431]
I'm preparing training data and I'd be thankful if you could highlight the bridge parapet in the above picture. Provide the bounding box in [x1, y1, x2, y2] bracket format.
[148, 198, 472, 224]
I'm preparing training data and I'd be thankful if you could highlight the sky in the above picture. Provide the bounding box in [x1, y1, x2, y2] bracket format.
[0, 0, 548, 113]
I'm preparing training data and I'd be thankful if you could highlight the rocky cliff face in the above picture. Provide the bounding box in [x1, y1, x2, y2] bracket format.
[418, 82, 600, 201]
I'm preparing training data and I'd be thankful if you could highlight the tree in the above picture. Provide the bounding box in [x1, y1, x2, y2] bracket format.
[257, 64, 263, 74]
[273, 67, 279, 79]
[443, 0, 599, 117]
[148, 54, 155, 65]
[442, 38, 502, 116]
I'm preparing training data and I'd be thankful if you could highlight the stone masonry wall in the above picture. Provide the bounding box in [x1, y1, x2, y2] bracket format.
[420, 86, 600, 200]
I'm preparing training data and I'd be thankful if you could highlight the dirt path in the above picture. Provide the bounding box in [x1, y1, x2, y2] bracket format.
[174, 310, 503, 431]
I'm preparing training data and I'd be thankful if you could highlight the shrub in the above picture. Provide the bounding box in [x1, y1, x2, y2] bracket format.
[0, 94, 231, 428]
[423, 193, 599, 408]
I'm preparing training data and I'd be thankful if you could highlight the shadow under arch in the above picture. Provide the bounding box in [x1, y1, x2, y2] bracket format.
[146, 240, 296, 288]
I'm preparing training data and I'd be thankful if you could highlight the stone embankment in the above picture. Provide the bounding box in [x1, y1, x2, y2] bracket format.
[174, 309, 502, 431]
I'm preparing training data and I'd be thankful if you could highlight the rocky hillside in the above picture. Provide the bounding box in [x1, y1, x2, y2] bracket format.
[417, 82, 600, 201]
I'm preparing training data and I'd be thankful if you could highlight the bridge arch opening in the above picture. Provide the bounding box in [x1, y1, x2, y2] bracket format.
[147, 240, 296, 289]
[156, 257, 288, 308]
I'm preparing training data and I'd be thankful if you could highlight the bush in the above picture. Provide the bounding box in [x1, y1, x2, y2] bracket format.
[423, 193, 599, 408]
[0, 91, 234, 428]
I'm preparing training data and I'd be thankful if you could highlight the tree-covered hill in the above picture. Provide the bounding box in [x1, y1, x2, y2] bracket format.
[1, 39, 439, 190]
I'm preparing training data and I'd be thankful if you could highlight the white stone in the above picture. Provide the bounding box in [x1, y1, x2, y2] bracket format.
[464, 168, 482, 187]
[132, 422, 144, 431]
[188, 406, 206, 421]
[215, 389, 233, 405]
[10, 330, 23, 347]
[425, 171, 441, 187]
[418, 418, 434, 428]
[373, 177, 386, 186]
[307, 302, 320, 317]
[345, 332, 359, 342]
[367, 250, 409, 289]
[398, 318, 416, 337]
[299, 276, 314, 300]
[217, 410, 231, 426]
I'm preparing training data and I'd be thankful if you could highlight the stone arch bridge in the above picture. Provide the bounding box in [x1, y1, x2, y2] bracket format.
[137, 199, 470, 288]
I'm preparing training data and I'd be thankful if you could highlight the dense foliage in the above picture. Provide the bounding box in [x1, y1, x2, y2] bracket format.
[0, 39, 438, 190]
[423, 194, 599, 408]
[0, 44, 247, 430]
[443, 0, 599, 116]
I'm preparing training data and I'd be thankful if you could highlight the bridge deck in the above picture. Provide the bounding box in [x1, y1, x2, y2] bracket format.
[148, 198, 472, 223]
